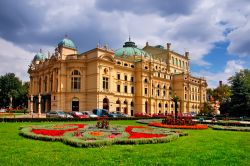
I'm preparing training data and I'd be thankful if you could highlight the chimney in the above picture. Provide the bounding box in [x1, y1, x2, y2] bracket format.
[185, 51, 189, 58]
[146, 41, 149, 46]
[219, 81, 222, 87]
[167, 43, 171, 50]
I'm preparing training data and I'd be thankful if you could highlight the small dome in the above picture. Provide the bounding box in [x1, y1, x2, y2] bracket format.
[115, 38, 150, 58]
[154, 45, 164, 49]
[58, 38, 76, 49]
[33, 52, 45, 61]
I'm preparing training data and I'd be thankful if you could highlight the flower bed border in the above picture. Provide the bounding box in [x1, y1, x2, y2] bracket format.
[19, 124, 187, 148]
[209, 125, 250, 132]
[148, 122, 208, 129]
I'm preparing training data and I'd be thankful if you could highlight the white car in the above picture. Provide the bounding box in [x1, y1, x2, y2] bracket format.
[82, 111, 98, 118]
[0, 109, 6, 113]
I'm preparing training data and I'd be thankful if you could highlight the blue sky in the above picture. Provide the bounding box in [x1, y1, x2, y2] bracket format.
[0, 0, 249, 88]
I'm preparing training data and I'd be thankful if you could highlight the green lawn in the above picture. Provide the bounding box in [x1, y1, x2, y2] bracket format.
[0, 120, 249, 166]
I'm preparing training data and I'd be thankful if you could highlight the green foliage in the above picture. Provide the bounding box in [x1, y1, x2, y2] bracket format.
[0, 121, 250, 165]
[200, 102, 213, 115]
[0, 73, 29, 108]
[210, 125, 250, 132]
[229, 69, 250, 116]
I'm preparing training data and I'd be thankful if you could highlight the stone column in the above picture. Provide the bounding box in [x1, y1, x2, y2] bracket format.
[38, 94, 41, 117]
[30, 95, 33, 115]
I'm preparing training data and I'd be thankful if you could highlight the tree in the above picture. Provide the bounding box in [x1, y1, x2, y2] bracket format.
[171, 96, 180, 119]
[213, 84, 232, 103]
[206, 84, 232, 115]
[0, 73, 28, 109]
[200, 102, 213, 115]
[229, 69, 250, 116]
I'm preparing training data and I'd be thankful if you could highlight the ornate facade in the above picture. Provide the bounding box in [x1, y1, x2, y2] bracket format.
[28, 37, 207, 116]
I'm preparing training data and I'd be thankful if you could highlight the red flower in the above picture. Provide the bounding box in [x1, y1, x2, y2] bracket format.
[125, 126, 165, 139]
[148, 122, 208, 129]
[32, 124, 85, 137]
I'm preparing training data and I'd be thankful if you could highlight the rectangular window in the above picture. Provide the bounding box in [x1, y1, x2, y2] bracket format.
[124, 85, 127, 93]
[103, 77, 108, 90]
[117, 85, 120, 92]
[145, 88, 148, 95]
[71, 77, 81, 91]
[124, 75, 127, 81]
[117, 73, 120, 80]
[131, 87, 134, 94]
[131, 77, 134, 82]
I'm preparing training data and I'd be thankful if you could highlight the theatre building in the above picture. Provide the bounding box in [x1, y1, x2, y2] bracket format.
[28, 37, 207, 116]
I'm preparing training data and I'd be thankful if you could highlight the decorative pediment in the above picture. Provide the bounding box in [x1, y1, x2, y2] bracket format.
[100, 54, 114, 62]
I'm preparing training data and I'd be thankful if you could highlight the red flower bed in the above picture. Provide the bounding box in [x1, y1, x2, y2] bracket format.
[149, 122, 208, 129]
[32, 124, 85, 137]
[125, 126, 166, 139]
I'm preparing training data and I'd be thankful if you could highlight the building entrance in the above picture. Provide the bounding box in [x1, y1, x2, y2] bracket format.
[72, 98, 79, 111]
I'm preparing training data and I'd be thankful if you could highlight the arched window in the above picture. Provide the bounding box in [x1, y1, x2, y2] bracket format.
[159, 103, 161, 108]
[71, 70, 81, 91]
[72, 70, 80, 75]
[144, 78, 148, 83]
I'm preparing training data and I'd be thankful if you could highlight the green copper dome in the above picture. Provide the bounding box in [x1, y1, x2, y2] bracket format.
[33, 52, 45, 61]
[58, 38, 76, 49]
[115, 39, 150, 58]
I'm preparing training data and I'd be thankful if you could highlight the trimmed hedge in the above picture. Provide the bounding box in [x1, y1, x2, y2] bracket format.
[19, 124, 187, 148]
[209, 125, 250, 132]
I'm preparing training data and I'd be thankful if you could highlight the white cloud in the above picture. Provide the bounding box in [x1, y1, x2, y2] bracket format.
[0, 38, 34, 81]
[10, 0, 250, 62]
[194, 60, 245, 88]
[0, 0, 250, 82]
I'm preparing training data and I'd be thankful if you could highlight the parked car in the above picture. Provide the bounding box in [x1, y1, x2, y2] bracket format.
[110, 111, 129, 118]
[65, 113, 74, 118]
[191, 112, 197, 117]
[70, 111, 88, 119]
[108, 112, 119, 118]
[82, 111, 98, 118]
[46, 111, 69, 118]
[92, 108, 110, 117]
[0, 109, 6, 113]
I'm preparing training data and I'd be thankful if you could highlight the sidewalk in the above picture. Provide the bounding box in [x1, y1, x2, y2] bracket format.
[14, 113, 46, 118]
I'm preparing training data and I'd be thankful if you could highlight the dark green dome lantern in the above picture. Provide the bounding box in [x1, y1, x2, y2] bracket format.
[115, 37, 150, 59]
[33, 49, 45, 61]
[58, 36, 76, 49]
